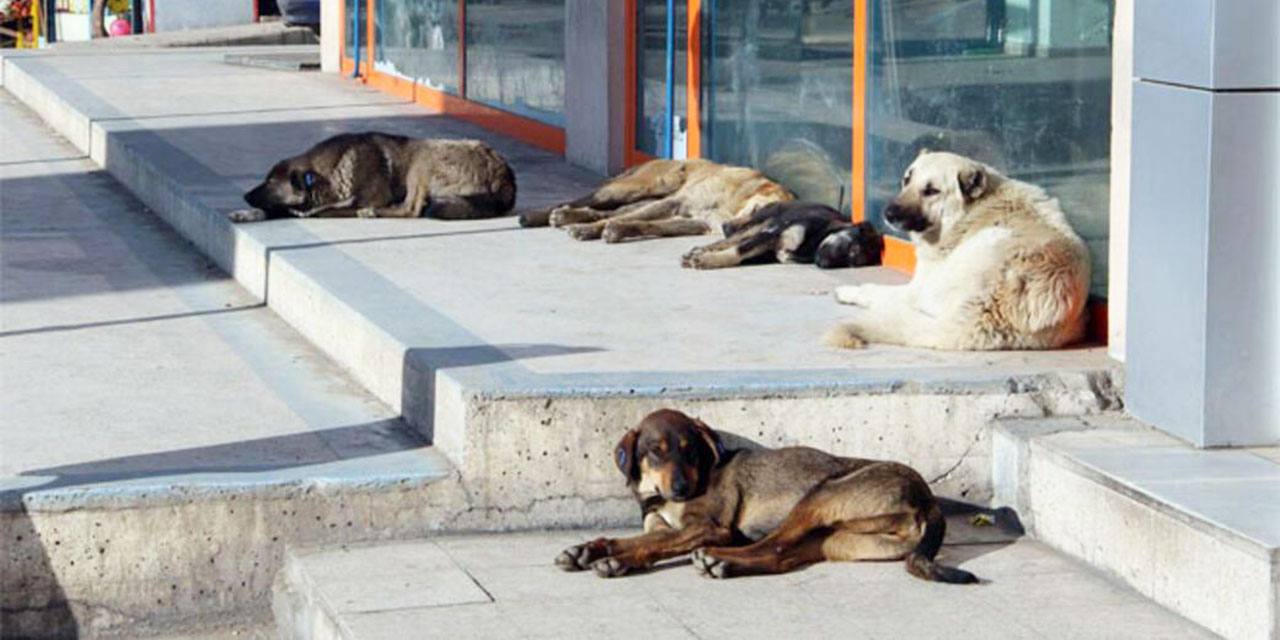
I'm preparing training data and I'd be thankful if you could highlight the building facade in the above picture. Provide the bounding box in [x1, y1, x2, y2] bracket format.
[319, 0, 1279, 447]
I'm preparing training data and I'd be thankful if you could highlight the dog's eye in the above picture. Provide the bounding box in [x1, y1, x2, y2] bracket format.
[922, 184, 940, 197]
[902, 173, 911, 186]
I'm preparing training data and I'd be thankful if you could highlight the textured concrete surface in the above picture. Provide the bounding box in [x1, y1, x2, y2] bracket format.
[993, 415, 1279, 640]
[275, 529, 1217, 640]
[0, 91, 459, 637]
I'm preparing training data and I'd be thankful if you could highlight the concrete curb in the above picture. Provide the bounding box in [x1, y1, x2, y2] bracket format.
[992, 415, 1279, 640]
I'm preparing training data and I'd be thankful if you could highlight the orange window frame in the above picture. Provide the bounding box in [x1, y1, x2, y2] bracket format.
[338, 0, 566, 154]
[624, 0, 914, 270]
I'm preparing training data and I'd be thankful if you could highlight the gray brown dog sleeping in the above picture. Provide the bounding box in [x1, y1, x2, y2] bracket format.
[230, 131, 516, 222]
[556, 409, 977, 583]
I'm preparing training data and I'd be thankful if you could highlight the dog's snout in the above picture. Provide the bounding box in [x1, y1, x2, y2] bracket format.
[884, 203, 928, 233]
[670, 474, 691, 500]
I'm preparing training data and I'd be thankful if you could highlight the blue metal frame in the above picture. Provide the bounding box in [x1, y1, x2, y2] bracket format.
[663, 0, 675, 158]
[351, 0, 362, 78]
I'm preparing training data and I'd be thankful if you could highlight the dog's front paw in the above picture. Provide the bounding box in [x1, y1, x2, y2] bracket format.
[548, 206, 574, 228]
[680, 249, 704, 269]
[227, 208, 266, 223]
[601, 224, 627, 244]
[565, 224, 602, 241]
[555, 543, 597, 572]
[591, 557, 630, 578]
[356, 207, 378, 219]
[834, 285, 871, 306]
[691, 548, 732, 579]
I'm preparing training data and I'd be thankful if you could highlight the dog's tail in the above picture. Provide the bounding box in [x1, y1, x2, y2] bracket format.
[822, 323, 867, 349]
[904, 504, 979, 584]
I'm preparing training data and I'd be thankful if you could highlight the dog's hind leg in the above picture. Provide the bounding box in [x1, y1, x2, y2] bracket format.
[521, 161, 686, 227]
[361, 171, 431, 218]
[681, 225, 773, 269]
[694, 463, 932, 578]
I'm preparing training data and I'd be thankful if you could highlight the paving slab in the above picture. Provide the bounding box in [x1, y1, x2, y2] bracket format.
[0, 91, 459, 637]
[275, 528, 1218, 640]
[993, 414, 1280, 640]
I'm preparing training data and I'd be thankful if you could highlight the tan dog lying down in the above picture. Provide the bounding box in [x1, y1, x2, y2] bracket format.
[556, 409, 978, 583]
[827, 151, 1090, 351]
[519, 158, 793, 244]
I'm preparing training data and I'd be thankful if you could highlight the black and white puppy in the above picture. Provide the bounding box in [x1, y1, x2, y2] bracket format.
[681, 201, 884, 270]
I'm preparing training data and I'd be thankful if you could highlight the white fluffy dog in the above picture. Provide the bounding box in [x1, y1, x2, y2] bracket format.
[827, 151, 1090, 351]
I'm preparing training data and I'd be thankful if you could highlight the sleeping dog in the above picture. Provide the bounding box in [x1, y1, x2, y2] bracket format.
[230, 132, 516, 222]
[681, 201, 884, 270]
[556, 409, 978, 583]
[518, 158, 793, 244]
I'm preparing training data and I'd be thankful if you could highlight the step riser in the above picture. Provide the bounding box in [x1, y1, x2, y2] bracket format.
[1, 482, 463, 638]
[1027, 452, 1275, 640]
[994, 424, 1279, 640]
[434, 373, 1119, 530]
[272, 551, 352, 640]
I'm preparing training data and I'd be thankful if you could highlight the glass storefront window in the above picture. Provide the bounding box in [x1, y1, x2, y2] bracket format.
[465, 0, 566, 126]
[701, 0, 855, 214]
[374, 0, 460, 94]
[635, 0, 688, 158]
[867, 0, 1112, 295]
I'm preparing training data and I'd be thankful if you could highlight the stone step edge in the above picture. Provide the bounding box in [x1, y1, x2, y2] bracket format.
[992, 417, 1276, 559]
[991, 416, 1277, 640]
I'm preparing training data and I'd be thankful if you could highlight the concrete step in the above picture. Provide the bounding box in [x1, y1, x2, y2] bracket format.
[272, 526, 1218, 640]
[992, 415, 1280, 640]
[1, 49, 1120, 533]
[0, 90, 464, 637]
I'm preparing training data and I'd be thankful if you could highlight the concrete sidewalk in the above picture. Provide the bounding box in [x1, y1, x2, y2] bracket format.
[277, 529, 1217, 640]
[0, 91, 456, 636]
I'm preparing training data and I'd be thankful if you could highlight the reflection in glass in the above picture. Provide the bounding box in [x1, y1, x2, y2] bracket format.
[465, 0, 566, 126]
[868, 0, 1112, 294]
[636, 0, 687, 158]
[375, 0, 460, 93]
[701, 0, 854, 214]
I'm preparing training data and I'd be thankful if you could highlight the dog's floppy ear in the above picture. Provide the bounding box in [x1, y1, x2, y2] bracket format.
[959, 166, 987, 201]
[691, 418, 726, 468]
[614, 428, 640, 480]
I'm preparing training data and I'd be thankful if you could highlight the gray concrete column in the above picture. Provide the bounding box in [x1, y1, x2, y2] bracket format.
[1126, 0, 1280, 446]
[564, 0, 628, 176]
[320, 0, 341, 73]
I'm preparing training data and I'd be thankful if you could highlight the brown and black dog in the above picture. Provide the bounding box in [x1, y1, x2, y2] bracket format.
[556, 409, 977, 583]
[231, 132, 516, 222]
[681, 201, 885, 270]
[518, 158, 793, 244]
